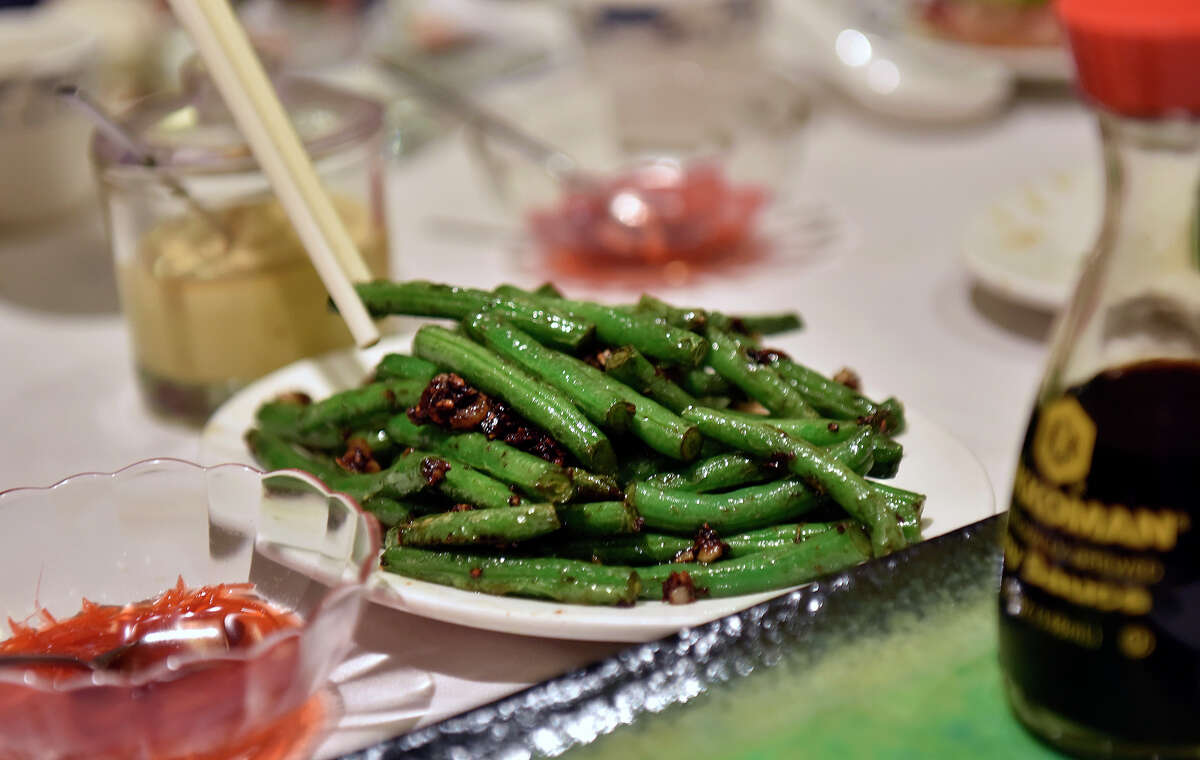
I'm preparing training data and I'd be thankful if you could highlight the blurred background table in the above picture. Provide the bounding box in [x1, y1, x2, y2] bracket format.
[0, 1, 1092, 756]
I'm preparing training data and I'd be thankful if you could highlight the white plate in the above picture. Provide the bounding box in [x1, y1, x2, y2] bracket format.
[202, 334, 996, 643]
[962, 167, 1103, 312]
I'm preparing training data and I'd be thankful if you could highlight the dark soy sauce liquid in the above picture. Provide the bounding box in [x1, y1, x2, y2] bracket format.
[1000, 359, 1200, 743]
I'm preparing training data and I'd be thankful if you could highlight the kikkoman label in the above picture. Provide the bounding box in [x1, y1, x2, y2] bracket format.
[1031, 396, 1096, 486]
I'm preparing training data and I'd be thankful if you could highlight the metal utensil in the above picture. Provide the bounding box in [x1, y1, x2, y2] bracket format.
[54, 84, 231, 242]
[382, 61, 584, 186]
[0, 641, 139, 672]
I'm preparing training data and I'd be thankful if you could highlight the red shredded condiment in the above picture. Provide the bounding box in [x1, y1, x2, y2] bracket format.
[1, 578, 300, 676]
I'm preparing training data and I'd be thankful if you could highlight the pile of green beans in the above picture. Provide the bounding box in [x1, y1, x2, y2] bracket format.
[249, 280, 927, 607]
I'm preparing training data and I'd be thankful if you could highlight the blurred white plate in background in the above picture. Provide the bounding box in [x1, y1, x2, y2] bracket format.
[962, 167, 1102, 312]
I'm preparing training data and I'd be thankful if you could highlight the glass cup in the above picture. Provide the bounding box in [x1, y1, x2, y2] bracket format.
[93, 72, 390, 423]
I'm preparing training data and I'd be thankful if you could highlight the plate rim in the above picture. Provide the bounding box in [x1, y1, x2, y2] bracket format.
[961, 166, 1101, 313]
[201, 334, 997, 643]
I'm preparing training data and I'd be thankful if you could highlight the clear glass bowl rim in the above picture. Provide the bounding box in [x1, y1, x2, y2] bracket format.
[0, 457, 382, 691]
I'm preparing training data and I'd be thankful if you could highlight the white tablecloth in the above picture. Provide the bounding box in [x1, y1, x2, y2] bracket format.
[0, 87, 1095, 756]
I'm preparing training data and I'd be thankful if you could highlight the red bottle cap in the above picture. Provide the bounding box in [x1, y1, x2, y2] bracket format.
[1057, 0, 1200, 116]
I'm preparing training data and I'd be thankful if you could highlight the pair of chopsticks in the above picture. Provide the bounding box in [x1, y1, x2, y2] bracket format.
[167, 0, 379, 348]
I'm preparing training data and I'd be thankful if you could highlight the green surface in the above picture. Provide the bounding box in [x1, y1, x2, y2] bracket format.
[565, 590, 1061, 760]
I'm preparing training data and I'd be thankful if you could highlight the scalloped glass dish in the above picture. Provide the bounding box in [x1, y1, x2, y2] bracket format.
[0, 459, 380, 760]
[201, 334, 997, 643]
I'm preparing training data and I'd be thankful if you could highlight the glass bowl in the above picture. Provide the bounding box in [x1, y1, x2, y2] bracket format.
[0, 459, 381, 760]
[463, 42, 810, 285]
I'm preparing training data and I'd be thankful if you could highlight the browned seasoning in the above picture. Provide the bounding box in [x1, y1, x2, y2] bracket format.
[275, 390, 312, 406]
[673, 523, 730, 564]
[335, 437, 381, 474]
[832, 367, 862, 391]
[662, 571, 699, 605]
[582, 347, 612, 370]
[746, 347, 791, 364]
[408, 373, 567, 465]
[762, 453, 793, 474]
[418, 455, 451, 485]
[827, 421, 840, 433]
[469, 567, 483, 579]
[449, 503, 475, 512]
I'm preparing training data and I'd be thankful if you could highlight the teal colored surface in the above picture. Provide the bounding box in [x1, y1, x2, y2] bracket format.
[566, 591, 1064, 760]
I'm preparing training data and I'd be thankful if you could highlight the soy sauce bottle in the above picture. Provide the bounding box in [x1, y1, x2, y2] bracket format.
[999, 2, 1200, 756]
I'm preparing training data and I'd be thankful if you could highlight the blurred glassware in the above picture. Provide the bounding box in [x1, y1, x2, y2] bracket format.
[239, 0, 375, 71]
[93, 62, 391, 424]
[789, 0, 1014, 123]
[372, 0, 551, 91]
[46, 0, 172, 107]
[898, 0, 1072, 82]
[0, 458, 379, 760]
[0, 9, 97, 225]
[464, 0, 811, 285]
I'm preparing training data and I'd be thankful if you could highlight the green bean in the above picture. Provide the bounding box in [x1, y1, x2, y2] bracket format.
[498, 287, 707, 367]
[679, 368, 735, 398]
[373, 353, 439, 383]
[413, 325, 617, 474]
[704, 326, 818, 418]
[644, 452, 772, 493]
[724, 520, 864, 556]
[636, 527, 872, 601]
[361, 496, 417, 527]
[398, 503, 560, 547]
[617, 450, 675, 487]
[381, 546, 641, 605]
[348, 428, 399, 460]
[869, 435, 904, 478]
[257, 380, 425, 446]
[466, 312, 634, 432]
[734, 313, 804, 336]
[245, 429, 442, 503]
[532, 282, 564, 298]
[888, 498, 922, 543]
[826, 426, 877, 476]
[680, 406, 906, 556]
[255, 401, 343, 449]
[604, 345, 696, 414]
[706, 409, 860, 446]
[355, 280, 595, 351]
[642, 428, 876, 493]
[549, 533, 693, 565]
[873, 481, 926, 516]
[556, 501, 643, 537]
[633, 294, 708, 331]
[551, 520, 863, 565]
[432, 453, 522, 509]
[566, 468, 623, 501]
[634, 295, 803, 337]
[469, 313, 701, 460]
[385, 414, 574, 503]
[770, 359, 906, 433]
[628, 478, 820, 534]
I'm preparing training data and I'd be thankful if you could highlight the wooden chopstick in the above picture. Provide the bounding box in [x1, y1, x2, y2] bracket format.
[167, 0, 380, 348]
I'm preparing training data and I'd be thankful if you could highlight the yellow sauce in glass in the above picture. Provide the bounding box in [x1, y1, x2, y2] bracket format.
[120, 196, 387, 395]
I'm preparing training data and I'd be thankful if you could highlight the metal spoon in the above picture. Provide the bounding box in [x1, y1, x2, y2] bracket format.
[0, 641, 140, 672]
[54, 84, 231, 242]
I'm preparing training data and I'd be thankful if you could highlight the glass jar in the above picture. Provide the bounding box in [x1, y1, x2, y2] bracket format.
[998, 1, 1200, 756]
[93, 67, 390, 423]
